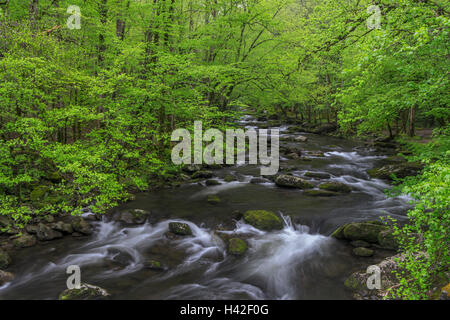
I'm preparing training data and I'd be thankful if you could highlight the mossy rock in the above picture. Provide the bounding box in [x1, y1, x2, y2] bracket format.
[224, 175, 238, 182]
[304, 172, 331, 179]
[367, 162, 424, 180]
[378, 229, 399, 250]
[51, 221, 74, 234]
[58, 283, 111, 300]
[205, 180, 221, 186]
[244, 210, 283, 231]
[331, 225, 346, 239]
[0, 270, 14, 286]
[144, 260, 164, 271]
[343, 222, 389, 243]
[168, 222, 193, 236]
[71, 217, 92, 235]
[344, 272, 368, 292]
[13, 234, 37, 248]
[192, 170, 214, 179]
[275, 175, 314, 189]
[228, 238, 248, 256]
[36, 223, 63, 241]
[353, 247, 374, 257]
[305, 190, 340, 197]
[319, 182, 352, 193]
[117, 209, 150, 224]
[0, 250, 11, 269]
[207, 195, 221, 205]
[350, 240, 371, 248]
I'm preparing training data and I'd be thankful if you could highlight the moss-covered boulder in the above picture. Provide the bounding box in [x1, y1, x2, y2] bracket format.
[275, 175, 314, 189]
[224, 174, 238, 182]
[58, 283, 110, 300]
[319, 182, 352, 193]
[51, 221, 74, 234]
[343, 221, 388, 243]
[330, 225, 346, 239]
[304, 190, 340, 197]
[116, 209, 150, 224]
[0, 270, 14, 286]
[353, 247, 374, 257]
[207, 195, 221, 205]
[0, 250, 11, 269]
[367, 162, 424, 180]
[13, 234, 37, 248]
[244, 210, 283, 231]
[350, 240, 371, 248]
[228, 238, 248, 256]
[71, 217, 92, 235]
[168, 222, 193, 236]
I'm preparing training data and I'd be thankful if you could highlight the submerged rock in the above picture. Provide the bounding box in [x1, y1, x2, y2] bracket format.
[350, 240, 371, 248]
[207, 195, 221, 205]
[228, 238, 248, 256]
[304, 190, 339, 197]
[0, 250, 11, 269]
[319, 182, 352, 193]
[243, 210, 283, 231]
[58, 283, 111, 300]
[275, 175, 314, 189]
[304, 172, 331, 179]
[0, 270, 14, 286]
[168, 222, 193, 236]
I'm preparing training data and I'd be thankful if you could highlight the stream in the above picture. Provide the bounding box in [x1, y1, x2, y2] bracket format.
[0, 116, 411, 300]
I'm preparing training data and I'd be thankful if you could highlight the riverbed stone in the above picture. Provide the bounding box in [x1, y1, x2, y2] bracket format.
[353, 247, 374, 257]
[304, 190, 339, 197]
[58, 283, 111, 300]
[71, 217, 92, 235]
[295, 135, 308, 142]
[13, 234, 37, 248]
[207, 195, 221, 205]
[0, 250, 11, 269]
[205, 179, 221, 186]
[192, 170, 214, 179]
[51, 221, 74, 234]
[116, 209, 150, 224]
[36, 223, 63, 241]
[367, 162, 424, 180]
[224, 174, 238, 182]
[228, 238, 248, 256]
[168, 222, 193, 236]
[350, 240, 371, 248]
[343, 221, 388, 243]
[275, 175, 314, 189]
[0, 270, 14, 285]
[304, 172, 331, 179]
[244, 210, 283, 231]
[319, 182, 352, 193]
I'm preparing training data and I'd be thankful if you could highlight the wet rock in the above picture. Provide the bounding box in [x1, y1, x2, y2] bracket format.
[228, 238, 248, 256]
[107, 248, 134, 267]
[440, 283, 450, 300]
[36, 223, 63, 241]
[319, 182, 352, 193]
[304, 190, 340, 197]
[13, 234, 37, 248]
[168, 222, 193, 236]
[287, 153, 301, 160]
[192, 170, 214, 179]
[343, 221, 388, 243]
[0, 216, 12, 229]
[51, 221, 74, 234]
[207, 195, 221, 205]
[42, 215, 55, 223]
[275, 175, 314, 189]
[295, 135, 308, 142]
[308, 151, 326, 157]
[205, 179, 221, 186]
[71, 217, 92, 235]
[182, 164, 202, 174]
[25, 225, 38, 235]
[378, 229, 399, 250]
[116, 209, 150, 225]
[58, 283, 111, 300]
[304, 172, 331, 179]
[250, 178, 267, 184]
[367, 162, 424, 180]
[144, 260, 165, 271]
[224, 174, 238, 182]
[350, 240, 371, 248]
[243, 210, 283, 231]
[353, 247, 374, 257]
[0, 270, 14, 286]
[282, 146, 303, 156]
[0, 250, 11, 269]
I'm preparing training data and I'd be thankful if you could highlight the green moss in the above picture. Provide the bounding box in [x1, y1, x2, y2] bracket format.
[207, 195, 221, 205]
[0, 250, 11, 269]
[169, 222, 193, 236]
[228, 238, 248, 255]
[319, 182, 352, 193]
[244, 210, 283, 231]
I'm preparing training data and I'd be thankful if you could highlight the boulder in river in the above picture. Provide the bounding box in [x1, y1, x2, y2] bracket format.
[205, 179, 221, 186]
[0, 250, 11, 269]
[353, 247, 374, 257]
[192, 170, 214, 179]
[228, 238, 248, 256]
[224, 174, 238, 182]
[244, 210, 283, 231]
[115, 209, 150, 225]
[0, 270, 14, 286]
[58, 283, 111, 300]
[168, 222, 193, 236]
[71, 217, 92, 235]
[319, 182, 352, 193]
[367, 162, 424, 180]
[304, 172, 331, 179]
[331, 221, 389, 244]
[13, 234, 37, 248]
[51, 221, 74, 234]
[36, 223, 63, 241]
[275, 175, 314, 189]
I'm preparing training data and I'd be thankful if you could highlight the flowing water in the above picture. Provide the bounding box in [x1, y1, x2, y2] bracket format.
[0, 117, 411, 300]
